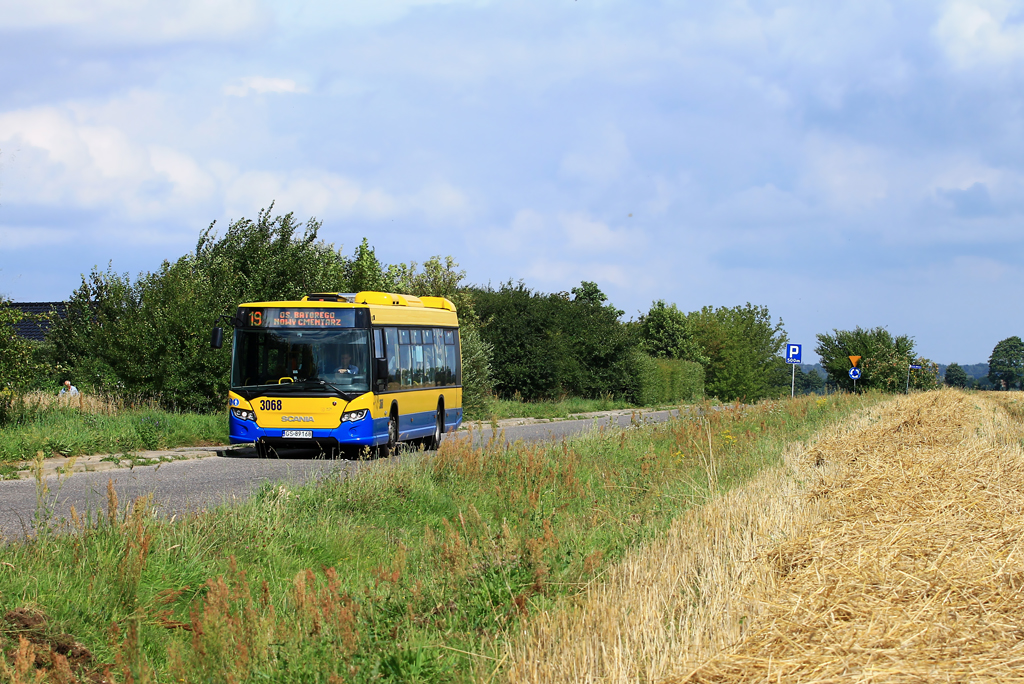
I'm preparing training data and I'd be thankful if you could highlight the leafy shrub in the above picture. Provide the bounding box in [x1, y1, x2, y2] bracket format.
[687, 303, 786, 402]
[459, 323, 494, 415]
[815, 326, 937, 393]
[654, 358, 705, 403]
[628, 355, 704, 406]
[472, 281, 638, 401]
[625, 351, 661, 406]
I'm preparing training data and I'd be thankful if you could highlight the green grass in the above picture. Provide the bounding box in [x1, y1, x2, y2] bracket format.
[0, 407, 227, 464]
[465, 393, 638, 422]
[0, 392, 885, 682]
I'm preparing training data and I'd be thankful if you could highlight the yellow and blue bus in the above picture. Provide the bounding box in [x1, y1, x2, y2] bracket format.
[213, 291, 462, 456]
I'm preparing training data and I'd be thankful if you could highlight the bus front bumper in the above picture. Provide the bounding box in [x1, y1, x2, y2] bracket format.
[228, 413, 387, 448]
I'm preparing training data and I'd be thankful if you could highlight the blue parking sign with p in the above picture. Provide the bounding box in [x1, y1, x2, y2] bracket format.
[786, 344, 802, 364]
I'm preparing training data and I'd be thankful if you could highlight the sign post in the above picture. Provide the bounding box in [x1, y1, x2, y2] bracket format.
[785, 344, 802, 398]
[848, 356, 861, 393]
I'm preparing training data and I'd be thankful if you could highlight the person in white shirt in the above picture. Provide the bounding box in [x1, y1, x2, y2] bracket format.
[59, 380, 79, 397]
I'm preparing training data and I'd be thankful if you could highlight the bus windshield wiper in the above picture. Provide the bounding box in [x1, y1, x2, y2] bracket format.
[297, 378, 360, 399]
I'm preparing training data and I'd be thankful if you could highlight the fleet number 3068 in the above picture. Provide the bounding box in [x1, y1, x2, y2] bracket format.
[259, 399, 282, 411]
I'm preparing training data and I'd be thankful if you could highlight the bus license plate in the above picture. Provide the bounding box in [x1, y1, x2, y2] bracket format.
[282, 430, 313, 439]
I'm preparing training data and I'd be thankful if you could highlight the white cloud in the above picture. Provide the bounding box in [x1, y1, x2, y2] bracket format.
[559, 212, 645, 253]
[223, 77, 308, 97]
[523, 258, 630, 290]
[223, 171, 392, 220]
[0, 226, 76, 249]
[273, 0, 492, 29]
[934, 0, 1024, 69]
[800, 135, 890, 211]
[0, 0, 269, 43]
[479, 209, 546, 254]
[0, 103, 471, 240]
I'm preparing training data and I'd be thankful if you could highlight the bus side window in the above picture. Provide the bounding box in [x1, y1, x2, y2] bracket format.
[411, 329, 424, 387]
[445, 330, 459, 386]
[385, 328, 400, 387]
[434, 328, 447, 386]
[453, 330, 462, 385]
[373, 329, 384, 359]
[422, 329, 435, 386]
[398, 328, 412, 388]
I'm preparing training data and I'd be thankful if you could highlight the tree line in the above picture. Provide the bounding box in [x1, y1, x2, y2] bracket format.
[0, 206, 963, 414]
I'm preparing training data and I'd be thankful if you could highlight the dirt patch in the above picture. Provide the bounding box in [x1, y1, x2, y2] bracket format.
[2, 607, 107, 683]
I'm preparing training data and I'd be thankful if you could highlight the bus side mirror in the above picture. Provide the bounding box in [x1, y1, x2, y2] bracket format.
[211, 327, 224, 349]
[375, 358, 389, 387]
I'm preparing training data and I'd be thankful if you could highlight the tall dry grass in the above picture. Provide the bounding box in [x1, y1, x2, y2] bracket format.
[507, 389, 1024, 683]
[13, 389, 159, 416]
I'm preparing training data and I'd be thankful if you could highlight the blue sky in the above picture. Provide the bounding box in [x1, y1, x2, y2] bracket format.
[1, 0, 1022, 364]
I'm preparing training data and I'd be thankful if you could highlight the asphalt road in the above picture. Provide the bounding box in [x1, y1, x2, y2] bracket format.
[0, 408, 681, 539]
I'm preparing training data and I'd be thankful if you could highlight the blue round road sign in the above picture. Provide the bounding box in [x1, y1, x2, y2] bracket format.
[849, 368, 861, 380]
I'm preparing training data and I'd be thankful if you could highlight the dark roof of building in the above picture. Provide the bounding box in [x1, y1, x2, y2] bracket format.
[5, 302, 67, 342]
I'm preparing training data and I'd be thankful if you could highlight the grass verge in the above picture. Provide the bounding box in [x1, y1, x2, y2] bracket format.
[465, 394, 638, 422]
[0, 391, 227, 464]
[0, 392, 882, 682]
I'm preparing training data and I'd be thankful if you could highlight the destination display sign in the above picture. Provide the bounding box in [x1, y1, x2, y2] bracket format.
[240, 307, 358, 329]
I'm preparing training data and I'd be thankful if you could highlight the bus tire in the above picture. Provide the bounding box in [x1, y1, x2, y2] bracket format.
[425, 404, 444, 451]
[384, 412, 399, 457]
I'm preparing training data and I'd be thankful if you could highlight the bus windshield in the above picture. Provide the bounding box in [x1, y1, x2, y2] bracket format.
[231, 328, 371, 396]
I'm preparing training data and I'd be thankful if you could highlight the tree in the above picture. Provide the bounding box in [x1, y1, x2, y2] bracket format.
[395, 255, 475, 321]
[348, 238, 397, 293]
[909, 358, 941, 392]
[393, 255, 492, 412]
[815, 326, 916, 393]
[50, 206, 351, 410]
[472, 281, 639, 401]
[636, 300, 708, 364]
[687, 303, 786, 402]
[988, 336, 1024, 390]
[944, 363, 969, 388]
[0, 299, 50, 391]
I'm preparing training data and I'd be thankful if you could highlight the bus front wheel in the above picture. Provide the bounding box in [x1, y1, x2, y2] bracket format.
[384, 414, 399, 457]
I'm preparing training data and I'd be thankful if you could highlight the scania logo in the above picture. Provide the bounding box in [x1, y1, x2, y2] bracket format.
[281, 416, 315, 422]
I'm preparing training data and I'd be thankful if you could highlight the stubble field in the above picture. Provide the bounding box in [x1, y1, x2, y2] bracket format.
[510, 389, 1024, 683]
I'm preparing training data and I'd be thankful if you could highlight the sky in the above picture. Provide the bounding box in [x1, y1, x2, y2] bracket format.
[1, 0, 1022, 364]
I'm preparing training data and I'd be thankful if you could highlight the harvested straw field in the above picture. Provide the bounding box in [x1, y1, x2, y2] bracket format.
[507, 390, 1024, 683]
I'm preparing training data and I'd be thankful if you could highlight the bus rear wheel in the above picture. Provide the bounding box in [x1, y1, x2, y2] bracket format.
[425, 407, 443, 451]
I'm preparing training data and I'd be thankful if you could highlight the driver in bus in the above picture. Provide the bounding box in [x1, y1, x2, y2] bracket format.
[336, 350, 360, 375]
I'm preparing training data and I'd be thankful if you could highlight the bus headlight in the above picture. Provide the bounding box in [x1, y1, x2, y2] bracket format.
[341, 409, 368, 422]
[232, 408, 256, 421]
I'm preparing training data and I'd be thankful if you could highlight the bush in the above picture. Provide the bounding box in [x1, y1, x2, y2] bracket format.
[654, 358, 705, 403]
[815, 326, 933, 393]
[0, 302, 53, 392]
[472, 281, 638, 401]
[459, 323, 494, 415]
[687, 303, 786, 402]
[626, 351, 661, 406]
[628, 355, 704, 406]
